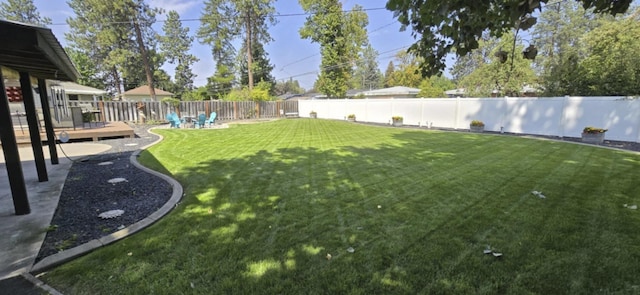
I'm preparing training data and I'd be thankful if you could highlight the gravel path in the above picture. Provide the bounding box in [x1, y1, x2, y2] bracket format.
[36, 124, 173, 261]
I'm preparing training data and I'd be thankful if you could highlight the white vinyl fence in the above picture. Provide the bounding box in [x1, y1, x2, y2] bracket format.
[299, 97, 640, 142]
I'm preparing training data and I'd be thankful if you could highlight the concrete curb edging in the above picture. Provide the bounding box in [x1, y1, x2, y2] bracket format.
[30, 127, 184, 275]
[21, 273, 64, 295]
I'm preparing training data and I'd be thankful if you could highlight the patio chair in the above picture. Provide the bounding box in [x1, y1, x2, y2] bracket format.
[206, 112, 217, 128]
[166, 112, 181, 128]
[194, 113, 207, 129]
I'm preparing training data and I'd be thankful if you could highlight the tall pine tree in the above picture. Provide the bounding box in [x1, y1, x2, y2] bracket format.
[160, 10, 198, 97]
[66, 0, 161, 98]
[0, 0, 51, 26]
[198, 0, 277, 94]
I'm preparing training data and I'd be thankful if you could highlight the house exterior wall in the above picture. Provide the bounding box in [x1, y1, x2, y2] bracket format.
[67, 94, 98, 101]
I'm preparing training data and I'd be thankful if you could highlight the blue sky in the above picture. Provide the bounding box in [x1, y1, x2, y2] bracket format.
[32, 0, 419, 90]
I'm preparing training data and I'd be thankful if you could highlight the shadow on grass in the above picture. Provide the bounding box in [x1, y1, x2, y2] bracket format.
[45, 122, 640, 294]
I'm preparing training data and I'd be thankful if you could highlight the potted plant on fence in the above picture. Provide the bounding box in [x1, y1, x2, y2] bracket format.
[310, 110, 317, 118]
[347, 114, 356, 122]
[392, 116, 403, 127]
[581, 126, 607, 144]
[470, 120, 485, 133]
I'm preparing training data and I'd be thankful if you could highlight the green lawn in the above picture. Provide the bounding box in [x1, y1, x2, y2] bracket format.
[42, 119, 640, 294]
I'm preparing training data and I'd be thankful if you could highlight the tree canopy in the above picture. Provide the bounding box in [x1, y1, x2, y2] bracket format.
[66, 0, 161, 97]
[198, 0, 276, 91]
[580, 16, 640, 96]
[457, 32, 537, 97]
[160, 10, 199, 96]
[299, 0, 368, 98]
[386, 0, 632, 78]
[0, 0, 51, 26]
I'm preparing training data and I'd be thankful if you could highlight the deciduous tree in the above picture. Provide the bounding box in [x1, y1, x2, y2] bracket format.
[385, 51, 422, 88]
[299, 1, 368, 97]
[386, 0, 632, 77]
[580, 15, 640, 95]
[458, 32, 537, 97]
[273, 79, 305, 96]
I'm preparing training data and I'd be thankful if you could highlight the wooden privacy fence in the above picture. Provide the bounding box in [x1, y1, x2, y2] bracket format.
[69, 100, 299, 123]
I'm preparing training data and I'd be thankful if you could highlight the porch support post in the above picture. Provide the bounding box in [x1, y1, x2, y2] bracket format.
[0, 69, 30, 215]
[20, 71, 47, 182]
[38, 78, 59, 164]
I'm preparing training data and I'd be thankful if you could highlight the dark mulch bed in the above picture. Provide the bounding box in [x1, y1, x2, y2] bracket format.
[36, 124, 173, 262]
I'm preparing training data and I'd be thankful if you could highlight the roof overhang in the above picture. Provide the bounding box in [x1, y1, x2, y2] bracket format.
[55, 81, 106, 95]
[0, 19, 79, 81]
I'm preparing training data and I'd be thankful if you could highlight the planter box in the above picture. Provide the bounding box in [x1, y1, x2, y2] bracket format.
[309, 113, 317, 118]
[470, 125, 484, 133]
[581, 132, 605, 144]
[347, 118, 356, 122]
[392, 119, 403, 127]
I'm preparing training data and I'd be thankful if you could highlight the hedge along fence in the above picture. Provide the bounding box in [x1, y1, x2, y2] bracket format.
[70, 100, 299, 123]
[299, 96, 640, 143]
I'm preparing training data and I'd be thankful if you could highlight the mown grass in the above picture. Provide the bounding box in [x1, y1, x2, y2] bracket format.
[42, 119, 640, 294]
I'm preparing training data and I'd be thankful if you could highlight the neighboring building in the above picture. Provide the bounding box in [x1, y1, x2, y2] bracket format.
[359, 86, 421, 99]
[292, 92, 324, 100]
[445, 88, 466, 98]
[299, 87, 422, 100]
[312, 89, 365, 99]
[120, 85, 174, 102]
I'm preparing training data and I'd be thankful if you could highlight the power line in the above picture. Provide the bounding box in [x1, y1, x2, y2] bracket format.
[189, 44, 410, 91]
[277, 20, 399, 71]
[49, 7, 387, 26]
[274, 45, 410, 83]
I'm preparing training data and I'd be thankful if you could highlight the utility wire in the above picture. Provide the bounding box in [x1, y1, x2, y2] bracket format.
[277, 20, 400, 71]
[49, 7, 387, 26]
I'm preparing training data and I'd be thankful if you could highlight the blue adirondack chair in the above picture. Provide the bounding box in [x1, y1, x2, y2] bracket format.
[206, 112, 217, 128]
[166, 112, 181, 128]
[194, 113, 207, 129]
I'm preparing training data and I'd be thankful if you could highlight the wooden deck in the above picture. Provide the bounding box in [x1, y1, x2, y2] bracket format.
[13, 121, 135, 144]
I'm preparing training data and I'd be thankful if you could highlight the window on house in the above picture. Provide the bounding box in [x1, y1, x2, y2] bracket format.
[69, 94, 79, 101]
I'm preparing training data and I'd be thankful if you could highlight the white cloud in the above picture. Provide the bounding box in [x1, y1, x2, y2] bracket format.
[148, 0, 199, 17]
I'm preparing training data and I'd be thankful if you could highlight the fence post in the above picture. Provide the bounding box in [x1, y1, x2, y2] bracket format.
[560, 96, 569, 138]
[277, 101, 281, 118]
[420, 98, 424, 127]
[234, 101, 238, 120]
[99, 100, 105, 123]
[256, 101, 260, 119]
[454, 97, 460, 129]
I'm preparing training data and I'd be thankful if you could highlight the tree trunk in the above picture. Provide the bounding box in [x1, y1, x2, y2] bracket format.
[132, 14, 156, 101]
[246, 10, 253, 91]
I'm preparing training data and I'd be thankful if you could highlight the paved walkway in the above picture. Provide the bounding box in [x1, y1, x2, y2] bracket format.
[0, 143, 111, 280]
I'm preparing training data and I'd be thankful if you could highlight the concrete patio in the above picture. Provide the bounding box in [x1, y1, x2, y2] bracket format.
[0, 142, 111, 279]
